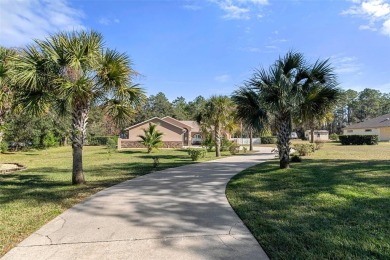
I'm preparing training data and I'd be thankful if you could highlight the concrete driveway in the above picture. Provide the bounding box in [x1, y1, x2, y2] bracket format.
[4, 148, 275, 260]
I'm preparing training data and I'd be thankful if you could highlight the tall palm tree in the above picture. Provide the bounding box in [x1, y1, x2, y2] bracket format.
[249, 51, 339, 169]
[12, 31, 145, 184]
[231, 87, 268, 151]
[138, 123, 164, 153]
[197, 95, 235, 157]
[0, 47, 16, 142]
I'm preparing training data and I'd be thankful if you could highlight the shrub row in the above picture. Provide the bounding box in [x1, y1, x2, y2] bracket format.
[88, 136, 118, 146]
[261, 136, 277, 144]
[339, 135, 378, 145]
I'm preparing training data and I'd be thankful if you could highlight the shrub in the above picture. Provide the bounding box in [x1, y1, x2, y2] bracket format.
[329, 133, 339, 141]
[221, 138, 234, 151]
[339, 135, 378, 145]
[229, 145, 240, 155]
[187, 148, 207, 161]
[314, 140, 325, 150]
[88, 136, 118, 146]
[243, 147, 248, 153]
[106, 138, 117, 152]
[43, 131, 59, 148]
[202, 134, 214, 152]
[290, 154, 302, 162]
[261, 136, 277, 144]
[0, 141, 8, 153]
[293, 143, 315, 156]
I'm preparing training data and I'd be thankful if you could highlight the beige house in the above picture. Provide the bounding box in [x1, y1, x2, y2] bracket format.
[342, 113, 390, 141]
[304, 130, 329, 142]
[118, 116, 203, 149]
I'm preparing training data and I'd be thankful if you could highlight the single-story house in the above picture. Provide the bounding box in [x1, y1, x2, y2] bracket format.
[342, 113, 390, 141]
[118, 116, 203, 149]
[304, 130, 329, 142]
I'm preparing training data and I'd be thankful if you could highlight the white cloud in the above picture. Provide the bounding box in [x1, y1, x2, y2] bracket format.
[331, 55, 362, 74]
[99, 18, 110, 25]
[98, 17, 120, 25]
[0, 0, 85, 47]
[342, 0, 390, 37]
[209, 0, 268, 20]
[214, 74, 231, 83]
[183, 4, 202, 11]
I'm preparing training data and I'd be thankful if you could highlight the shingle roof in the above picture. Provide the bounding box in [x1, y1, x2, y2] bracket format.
[343, 113, 390, 129]
[180, 120, 201, 132]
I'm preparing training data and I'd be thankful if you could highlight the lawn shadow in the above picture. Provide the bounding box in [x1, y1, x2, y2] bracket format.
[228, 158, 390, 259]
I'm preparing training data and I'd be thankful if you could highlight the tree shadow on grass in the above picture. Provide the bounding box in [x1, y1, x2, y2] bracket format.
[228, 159, 390, 259]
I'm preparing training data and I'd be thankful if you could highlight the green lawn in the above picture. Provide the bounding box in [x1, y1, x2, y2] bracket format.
[227, 142, 390, 259]
[0, 146, 229, 256]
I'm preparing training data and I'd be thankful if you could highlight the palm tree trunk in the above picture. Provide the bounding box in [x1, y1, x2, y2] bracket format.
[72, 103, 88, 185]
[277, 118, 290, 169]
[215, 124, 221, 157]
[249, 128, 253, 151]
[310, 128, 315, 143]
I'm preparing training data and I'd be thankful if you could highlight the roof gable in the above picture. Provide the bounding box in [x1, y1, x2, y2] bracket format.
[125, 117, 184, 131]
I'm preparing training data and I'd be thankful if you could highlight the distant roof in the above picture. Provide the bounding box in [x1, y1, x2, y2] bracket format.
[343, 113, 390, 129]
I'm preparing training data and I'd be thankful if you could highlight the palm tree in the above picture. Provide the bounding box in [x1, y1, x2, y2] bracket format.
[12, 31, 145, 184]
[0, 47, 16, 142]
[249, 51, 339, 169]
[231, 87, 268, 151]
[197, 95, 235, 157]
[138, 123, 163, 153]
[298, 63, 341, 142]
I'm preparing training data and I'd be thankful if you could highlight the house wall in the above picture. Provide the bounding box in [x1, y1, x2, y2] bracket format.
[126, 119, 183, 141]
[119, 118, 184, 149]
[304, 131, 329, 142]
[343, 128, 380, 137]
[379, 127, 390, 141]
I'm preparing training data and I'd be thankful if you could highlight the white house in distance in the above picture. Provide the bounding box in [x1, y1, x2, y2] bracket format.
[342, 113, 390, 141]
[304, 130, 329, 142]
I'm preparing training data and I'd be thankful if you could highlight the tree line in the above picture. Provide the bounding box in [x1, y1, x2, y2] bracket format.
[1, 30, 389, 184]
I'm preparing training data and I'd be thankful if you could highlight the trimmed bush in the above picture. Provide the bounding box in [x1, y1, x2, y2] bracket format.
[229, 145, 240, 155]
[293, 143, 315, 156]
[187, 148, 207, 161]
[339, 135, 378, 145]
[329, 133, 339, 141]
[261, 136, 277, 144]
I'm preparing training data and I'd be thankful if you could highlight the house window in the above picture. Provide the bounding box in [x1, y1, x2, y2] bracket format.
[193, 134, 202, 139]
[365, 129, 372, 132]
[347, 130, 353, 133]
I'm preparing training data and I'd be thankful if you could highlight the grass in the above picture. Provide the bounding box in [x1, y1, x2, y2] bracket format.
[0, 146, 230, 256]
[226, 142, 390, 259]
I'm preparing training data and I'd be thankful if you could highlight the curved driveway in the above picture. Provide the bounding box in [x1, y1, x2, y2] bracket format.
[4, 148, 274, 260]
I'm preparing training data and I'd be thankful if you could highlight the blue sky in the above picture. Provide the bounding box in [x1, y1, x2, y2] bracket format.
[1, 0, 389, 101]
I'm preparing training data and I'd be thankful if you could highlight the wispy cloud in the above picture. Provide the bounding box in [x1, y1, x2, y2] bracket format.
[183, 4, 202, 11]
[342, 0, 390, 37]
[214, 74, 231, 83]
[0, 0, 85, 47]
[331, 55, 362, 74]
[209, 0, 268, 20]
[98, 17, 120, 25]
